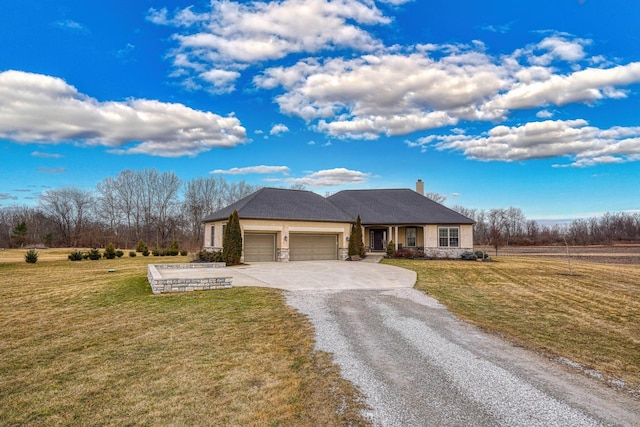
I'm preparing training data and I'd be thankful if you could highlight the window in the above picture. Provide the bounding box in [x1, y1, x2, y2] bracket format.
[438, 227, 459, 247]
[406, 227, 417, 247]
[210, 225, 215, 247]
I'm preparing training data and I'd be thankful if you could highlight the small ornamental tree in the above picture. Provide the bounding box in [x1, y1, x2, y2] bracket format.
[168, 239, 180, 256]
[136, 240, 148, 253]
[348, 215, 366, 258]
[223, 210, 242, 265]
[354, 215, 365, 257]
[386, 240, 395, 255]
[104, 242, 116, 259]
[348, 223, 358, 257]
[87, 248, 102, 260]
[25, 249, 38, 264]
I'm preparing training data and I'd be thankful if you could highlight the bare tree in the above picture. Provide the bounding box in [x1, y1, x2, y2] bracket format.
[425, 192, 447, 204]
[224, 180, 260, 206]
[39, 187, 94, 247]
[488, 208, 507, 255]
[96, 177, 124, 246]
[182, 176, 228, 249]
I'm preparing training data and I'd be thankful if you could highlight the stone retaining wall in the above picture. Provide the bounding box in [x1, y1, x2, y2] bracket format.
[148, 263, 232, 294]
[152, 262, 226, 269]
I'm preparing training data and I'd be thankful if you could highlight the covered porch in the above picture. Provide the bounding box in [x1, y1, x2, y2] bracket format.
[364, 225, 426, 252]
[363, 224, 471, 258]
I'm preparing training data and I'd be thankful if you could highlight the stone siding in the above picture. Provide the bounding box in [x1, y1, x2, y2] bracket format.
[148, 263, 232, 294]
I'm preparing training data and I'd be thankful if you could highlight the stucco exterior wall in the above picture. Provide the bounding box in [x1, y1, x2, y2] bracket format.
[204, 219, 473, 260]
[203, 218, 351, 261]
[423, 224, 472, 248]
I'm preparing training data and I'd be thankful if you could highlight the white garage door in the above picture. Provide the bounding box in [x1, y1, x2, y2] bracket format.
[244, 233, 276, 262]
[289, 234, 337, 261]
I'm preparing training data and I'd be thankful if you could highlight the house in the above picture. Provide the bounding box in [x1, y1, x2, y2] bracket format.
[202, 180, 474, 262]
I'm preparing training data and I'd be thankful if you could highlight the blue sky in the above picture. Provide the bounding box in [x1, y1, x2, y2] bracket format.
[1, 0, 640, 220]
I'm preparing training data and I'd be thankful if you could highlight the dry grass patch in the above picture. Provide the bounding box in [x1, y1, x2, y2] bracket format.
[0, 250, 368, 426]
[384, 257, 640, 391]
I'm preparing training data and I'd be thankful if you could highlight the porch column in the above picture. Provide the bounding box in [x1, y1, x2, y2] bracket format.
[388, 226, 392, 246]
[423, 225, 428, 248]
[394, 226, 399, 248]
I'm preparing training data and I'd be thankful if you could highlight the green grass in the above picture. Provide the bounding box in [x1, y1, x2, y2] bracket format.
[0, 250, 368, 426]
[384, 257, 640, 390]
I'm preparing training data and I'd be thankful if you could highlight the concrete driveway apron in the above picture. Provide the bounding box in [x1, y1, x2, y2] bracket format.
[225, 260, 416, 290]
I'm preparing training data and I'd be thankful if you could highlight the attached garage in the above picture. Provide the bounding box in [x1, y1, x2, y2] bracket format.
[244, 233, 276, 262]
[289, 234, 338, 261]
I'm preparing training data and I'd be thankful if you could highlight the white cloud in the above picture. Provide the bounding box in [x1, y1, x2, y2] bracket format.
[413, 119, 640, 167]
[200, 69, 242, 93]
[31, 151, 63, 159]
[484, 62, 640, 111]
[38, 167, 66, 174]
[255, 36, 640, 139]
[536, 109, 554, 119]
[148, 0, 392, 91]
[528, 36, 589, 65]
[481, 22, 514, 34]
[0, 193, 18, 201]
[209, 165, 290, 175]
[52, 19, 89, 33]
[270, 123, 290, 135]
[0, 70, 247, 157]
[283, 167, 370, 187]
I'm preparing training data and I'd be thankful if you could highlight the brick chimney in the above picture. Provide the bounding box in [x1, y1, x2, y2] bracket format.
[416, 179, 424, 196]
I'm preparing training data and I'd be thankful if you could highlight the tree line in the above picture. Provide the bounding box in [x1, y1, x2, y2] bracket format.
[0, 169, 259, 250]
[2, 172, 638, 251]
[451, 205, 640, 248]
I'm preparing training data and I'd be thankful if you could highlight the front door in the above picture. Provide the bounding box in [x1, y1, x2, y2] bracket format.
[371, 229, 386, 251]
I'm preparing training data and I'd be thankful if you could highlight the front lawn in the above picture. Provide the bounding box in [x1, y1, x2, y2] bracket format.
[0, 250, 367, 426]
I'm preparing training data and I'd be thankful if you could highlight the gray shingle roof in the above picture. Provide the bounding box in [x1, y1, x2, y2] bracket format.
[202, 187, 354, 222]
[327, 189, 474, 225]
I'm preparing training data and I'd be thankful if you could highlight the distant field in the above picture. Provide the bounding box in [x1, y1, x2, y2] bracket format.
[385, 255, 640, 394]
[0, 249, 367, 426]
[477, 244, 640, 265]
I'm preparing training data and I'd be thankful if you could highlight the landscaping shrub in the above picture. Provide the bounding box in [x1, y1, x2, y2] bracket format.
[152, 248, 160, 256]
[391, 248, 415, 258]
[87, 248, 102, 260]
[386, 240, 395, 255]
[475, 250, 488, 260]
[460, 251, 478, 261]
[135, 240, 148, 253]
[197, 249, 224, 263]
[68, 250, 84, 261]
[180, 250, 188, 256]
[115, 250, 124, 258]
[168, 240, 180, 256]
[24, 249, 38, 264]
[142, 250, 150, 257]
[104, 243, 116, 259]
[129, 251, 136, 257]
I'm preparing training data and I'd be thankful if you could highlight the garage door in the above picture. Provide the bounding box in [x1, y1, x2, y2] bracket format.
[289, 234, 337, 261]
[244, 234, 276, 262]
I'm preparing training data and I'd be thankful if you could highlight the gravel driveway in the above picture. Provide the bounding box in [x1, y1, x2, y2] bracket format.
[286, 287, 639, 426]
